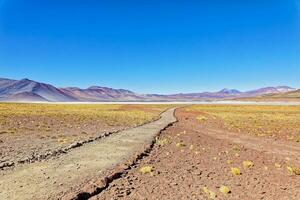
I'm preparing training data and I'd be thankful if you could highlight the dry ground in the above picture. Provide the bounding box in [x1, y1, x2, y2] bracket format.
[0, 108, 177, 200]
[94, 105, 300, 200]
[189, 105, 300, 142]
[0, 103, 171, 167]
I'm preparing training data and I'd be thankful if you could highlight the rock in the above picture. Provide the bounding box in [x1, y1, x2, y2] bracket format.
[1, 161, 14, 168]
[68, 142, 82, 149]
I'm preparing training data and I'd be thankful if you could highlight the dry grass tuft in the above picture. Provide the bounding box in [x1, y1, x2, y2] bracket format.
[287, 165, 300, 175]
[275, 163, 282, 168]
[231, 167, 241, 175]
[176, 142, 185, 148]
[155, 137, 169, 146]
[219, 185, 231, 195]
[227, 160, 233, 164]
[140, 166, 153, 174]
[243, 160, 254, 169]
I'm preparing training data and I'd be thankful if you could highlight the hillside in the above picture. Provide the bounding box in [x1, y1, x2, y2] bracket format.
[0, 78, 77, 102]
[0, 77, 297, 102]
[238, 89, 300, 102]
[263, 89, 300, 98]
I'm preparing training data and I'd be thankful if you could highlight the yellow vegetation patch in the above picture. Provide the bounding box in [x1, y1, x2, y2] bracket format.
[243, 160, 254, 169]
[219, 185, 231, 195]
[275, 163, 282, 168]
[287, 165, 300, 175]
[155, 137, 169, 146]
[140, 166, 153, 174]
[176, 142, 185, 148]
[231, 167, 241, 175]
[227, 160, 233, 164]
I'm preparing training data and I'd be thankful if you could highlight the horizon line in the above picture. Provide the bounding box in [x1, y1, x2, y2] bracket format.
[1, 76, 298, 95]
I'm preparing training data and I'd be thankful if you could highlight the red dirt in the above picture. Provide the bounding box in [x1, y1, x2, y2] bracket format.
[91, 108, 300, 200]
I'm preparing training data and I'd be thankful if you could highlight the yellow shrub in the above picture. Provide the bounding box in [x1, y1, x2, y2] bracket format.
[275, 163, 282, 168]
[231, 167, 241, 175]
[227, 160, 233, 164]
[156, 137, 169, 146]
[243, 160, 254, 169]
[219, 185, 231, 194]
[287, 166, 300, 175]
[176, 142, 185, 148]
[140, 166, 153, 174]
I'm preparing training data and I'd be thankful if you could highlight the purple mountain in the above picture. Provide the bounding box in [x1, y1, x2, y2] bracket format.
[0, 78, 296, 102]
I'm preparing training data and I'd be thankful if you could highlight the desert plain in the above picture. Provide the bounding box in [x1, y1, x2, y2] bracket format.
[0, 103, 300, 200]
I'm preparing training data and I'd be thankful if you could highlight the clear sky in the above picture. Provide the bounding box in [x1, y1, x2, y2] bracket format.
[0, 0, 299, 94]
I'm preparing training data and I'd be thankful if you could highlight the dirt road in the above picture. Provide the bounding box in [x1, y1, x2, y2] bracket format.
[0, 108, 177, 200]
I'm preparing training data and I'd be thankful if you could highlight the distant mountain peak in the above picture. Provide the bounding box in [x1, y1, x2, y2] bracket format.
[19, 78, 36, 83]
[218, 88, 241, 94]
[87, 86, 107, 90]
[21, 78, 32, 81]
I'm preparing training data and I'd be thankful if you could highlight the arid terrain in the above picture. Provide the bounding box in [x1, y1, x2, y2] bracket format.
[1, 104, 300, 200]
[0, 103, 171, 169]
[90, 105, 300, 200]
[0, 107, 177, 200]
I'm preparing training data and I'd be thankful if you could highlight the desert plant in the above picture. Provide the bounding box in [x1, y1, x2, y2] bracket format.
[219, 185, 231, 194]
[243, 160, 254, 169]
[231, 167, 241, 175]
[140, 166, 153, 174]
[287, 165, 300, 175]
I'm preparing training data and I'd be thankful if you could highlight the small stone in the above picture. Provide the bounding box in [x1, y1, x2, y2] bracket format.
[68, 142, 82, 149]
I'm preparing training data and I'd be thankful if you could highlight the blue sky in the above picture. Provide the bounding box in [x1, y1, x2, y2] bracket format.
[0, 0, 299, 94]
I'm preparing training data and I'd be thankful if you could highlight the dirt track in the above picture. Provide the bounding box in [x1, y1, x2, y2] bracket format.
[0, 108, 177, 200]
[94, 108, 300, 200]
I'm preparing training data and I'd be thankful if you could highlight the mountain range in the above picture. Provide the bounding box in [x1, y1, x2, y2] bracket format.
[0, 78, 297, 102]
[250, 89, 300, 100]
